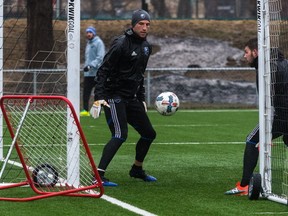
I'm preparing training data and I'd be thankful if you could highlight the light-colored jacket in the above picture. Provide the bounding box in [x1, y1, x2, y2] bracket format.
[84, 36, 105, 77]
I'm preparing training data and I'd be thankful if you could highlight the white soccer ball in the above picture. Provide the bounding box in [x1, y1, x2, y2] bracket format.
[155, 92, 180, 116]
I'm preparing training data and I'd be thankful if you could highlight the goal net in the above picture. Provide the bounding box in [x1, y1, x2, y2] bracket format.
[0, 96, 103, 201]
[0, 1, 103, 200]
[0, 0, 77, 97]
[258, 0, 288, 205]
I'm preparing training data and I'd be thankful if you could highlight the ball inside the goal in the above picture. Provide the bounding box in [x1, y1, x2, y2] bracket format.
[155, 92, 180, 116]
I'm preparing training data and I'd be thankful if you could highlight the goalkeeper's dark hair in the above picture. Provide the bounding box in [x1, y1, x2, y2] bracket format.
[245, 38, 258, 50]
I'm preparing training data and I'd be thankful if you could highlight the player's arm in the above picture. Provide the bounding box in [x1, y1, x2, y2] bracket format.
[94, 37, 122, 100]
[91, 38, 122, 119]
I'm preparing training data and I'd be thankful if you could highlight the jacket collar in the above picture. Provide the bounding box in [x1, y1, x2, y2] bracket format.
[125, 28, 147, 41]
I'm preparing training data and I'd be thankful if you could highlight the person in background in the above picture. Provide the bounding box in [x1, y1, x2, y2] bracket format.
[80, 26, 105, 117]
[225, 37, 288, 195]
[90, 9, 157, 186]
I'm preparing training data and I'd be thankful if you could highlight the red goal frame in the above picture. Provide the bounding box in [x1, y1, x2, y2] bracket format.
[0, 95, 104, 201]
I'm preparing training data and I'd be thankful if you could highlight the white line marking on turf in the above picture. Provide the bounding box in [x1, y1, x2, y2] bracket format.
[4, 160, 157, 216]
[101, 194, 157, 216]
[84, 141, 243, 146]
[83, 124, 224, 128]
[254, 213, 288, 215]
[147, 141, 243, 145]
[3, 141, 243, 147]
[153, 124, 232, 127]
[83, 124, 234, 128]
[150, 109, 258, 113]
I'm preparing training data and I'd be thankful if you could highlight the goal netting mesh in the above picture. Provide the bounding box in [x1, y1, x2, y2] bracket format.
[0, 1, 103, 200]
[0, 96, 103, 201]
[2, 1, 68, 96]
[258, 0, 288, 204]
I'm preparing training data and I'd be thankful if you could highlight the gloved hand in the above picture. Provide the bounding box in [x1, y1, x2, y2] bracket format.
[143, 101, 147, 112]
[83, 66, 90, 72]
[89, 100, 110, 119]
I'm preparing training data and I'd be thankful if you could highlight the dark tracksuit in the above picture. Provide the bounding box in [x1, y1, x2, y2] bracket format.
[241, 51, 288, 186]
[93, 28, 156, 172]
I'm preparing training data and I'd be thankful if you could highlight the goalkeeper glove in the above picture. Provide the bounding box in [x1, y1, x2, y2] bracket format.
[83, 66, 90, 72]
[89, 100, 110, 119]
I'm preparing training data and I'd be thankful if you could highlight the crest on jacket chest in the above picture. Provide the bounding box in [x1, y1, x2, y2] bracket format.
[143, 46, 149, 56]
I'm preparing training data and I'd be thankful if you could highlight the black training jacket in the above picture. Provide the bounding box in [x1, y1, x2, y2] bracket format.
[254, 50, 288, 115]
[94, 28, 152, 101]
[272, 50, 288, 111]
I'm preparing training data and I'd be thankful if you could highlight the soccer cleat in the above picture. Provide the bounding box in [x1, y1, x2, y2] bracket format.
[224, 182, 248, 196]
[80, 110, 90, 117]
[129, 168, 157, 182]
[92, 175, 118, 187]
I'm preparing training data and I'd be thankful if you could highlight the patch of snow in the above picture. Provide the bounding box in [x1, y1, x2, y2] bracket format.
[147, 36, 243, 68]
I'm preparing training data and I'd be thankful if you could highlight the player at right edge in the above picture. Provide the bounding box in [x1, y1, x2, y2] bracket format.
[225, 38, 288, 196]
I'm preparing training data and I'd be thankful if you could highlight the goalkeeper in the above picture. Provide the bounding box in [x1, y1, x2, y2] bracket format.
[90, 9, 157, 187]
[225, 38, 288, 195]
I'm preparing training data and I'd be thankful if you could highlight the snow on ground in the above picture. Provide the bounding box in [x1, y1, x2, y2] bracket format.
[147, 36, 244, 68]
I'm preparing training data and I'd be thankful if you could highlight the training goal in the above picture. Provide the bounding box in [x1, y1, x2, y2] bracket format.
[0, 95, 103, 201]
[0, 0, 104, 200]
[249, 0, 288, 205]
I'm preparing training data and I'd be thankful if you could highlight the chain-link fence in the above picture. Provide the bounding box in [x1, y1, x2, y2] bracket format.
[144, 67, 257, 109]
[3, 67, 257, 110]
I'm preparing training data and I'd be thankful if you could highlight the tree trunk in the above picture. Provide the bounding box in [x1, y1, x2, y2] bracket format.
[204, 0, 218, 18]
[27, 0, 54, 69]
[142, 0, 149, 12]
[177, 0, 192, 18]
[23, 0, 55, 94]
[237, 0, 256, 18]
[109, 0, 123, 17]
[151, 0, 171, 18]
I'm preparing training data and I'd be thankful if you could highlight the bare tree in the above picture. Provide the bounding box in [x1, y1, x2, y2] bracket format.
[109, 0, 124, 17]
[151, 0, 171, 18]
[177, 0, 192, 18]
[203, 0, 218, 18]
[27, 0, 54, 69]
[236, 0, 256, 18]
[21, 0, 55, 94]
[142, 0, 148, 11]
